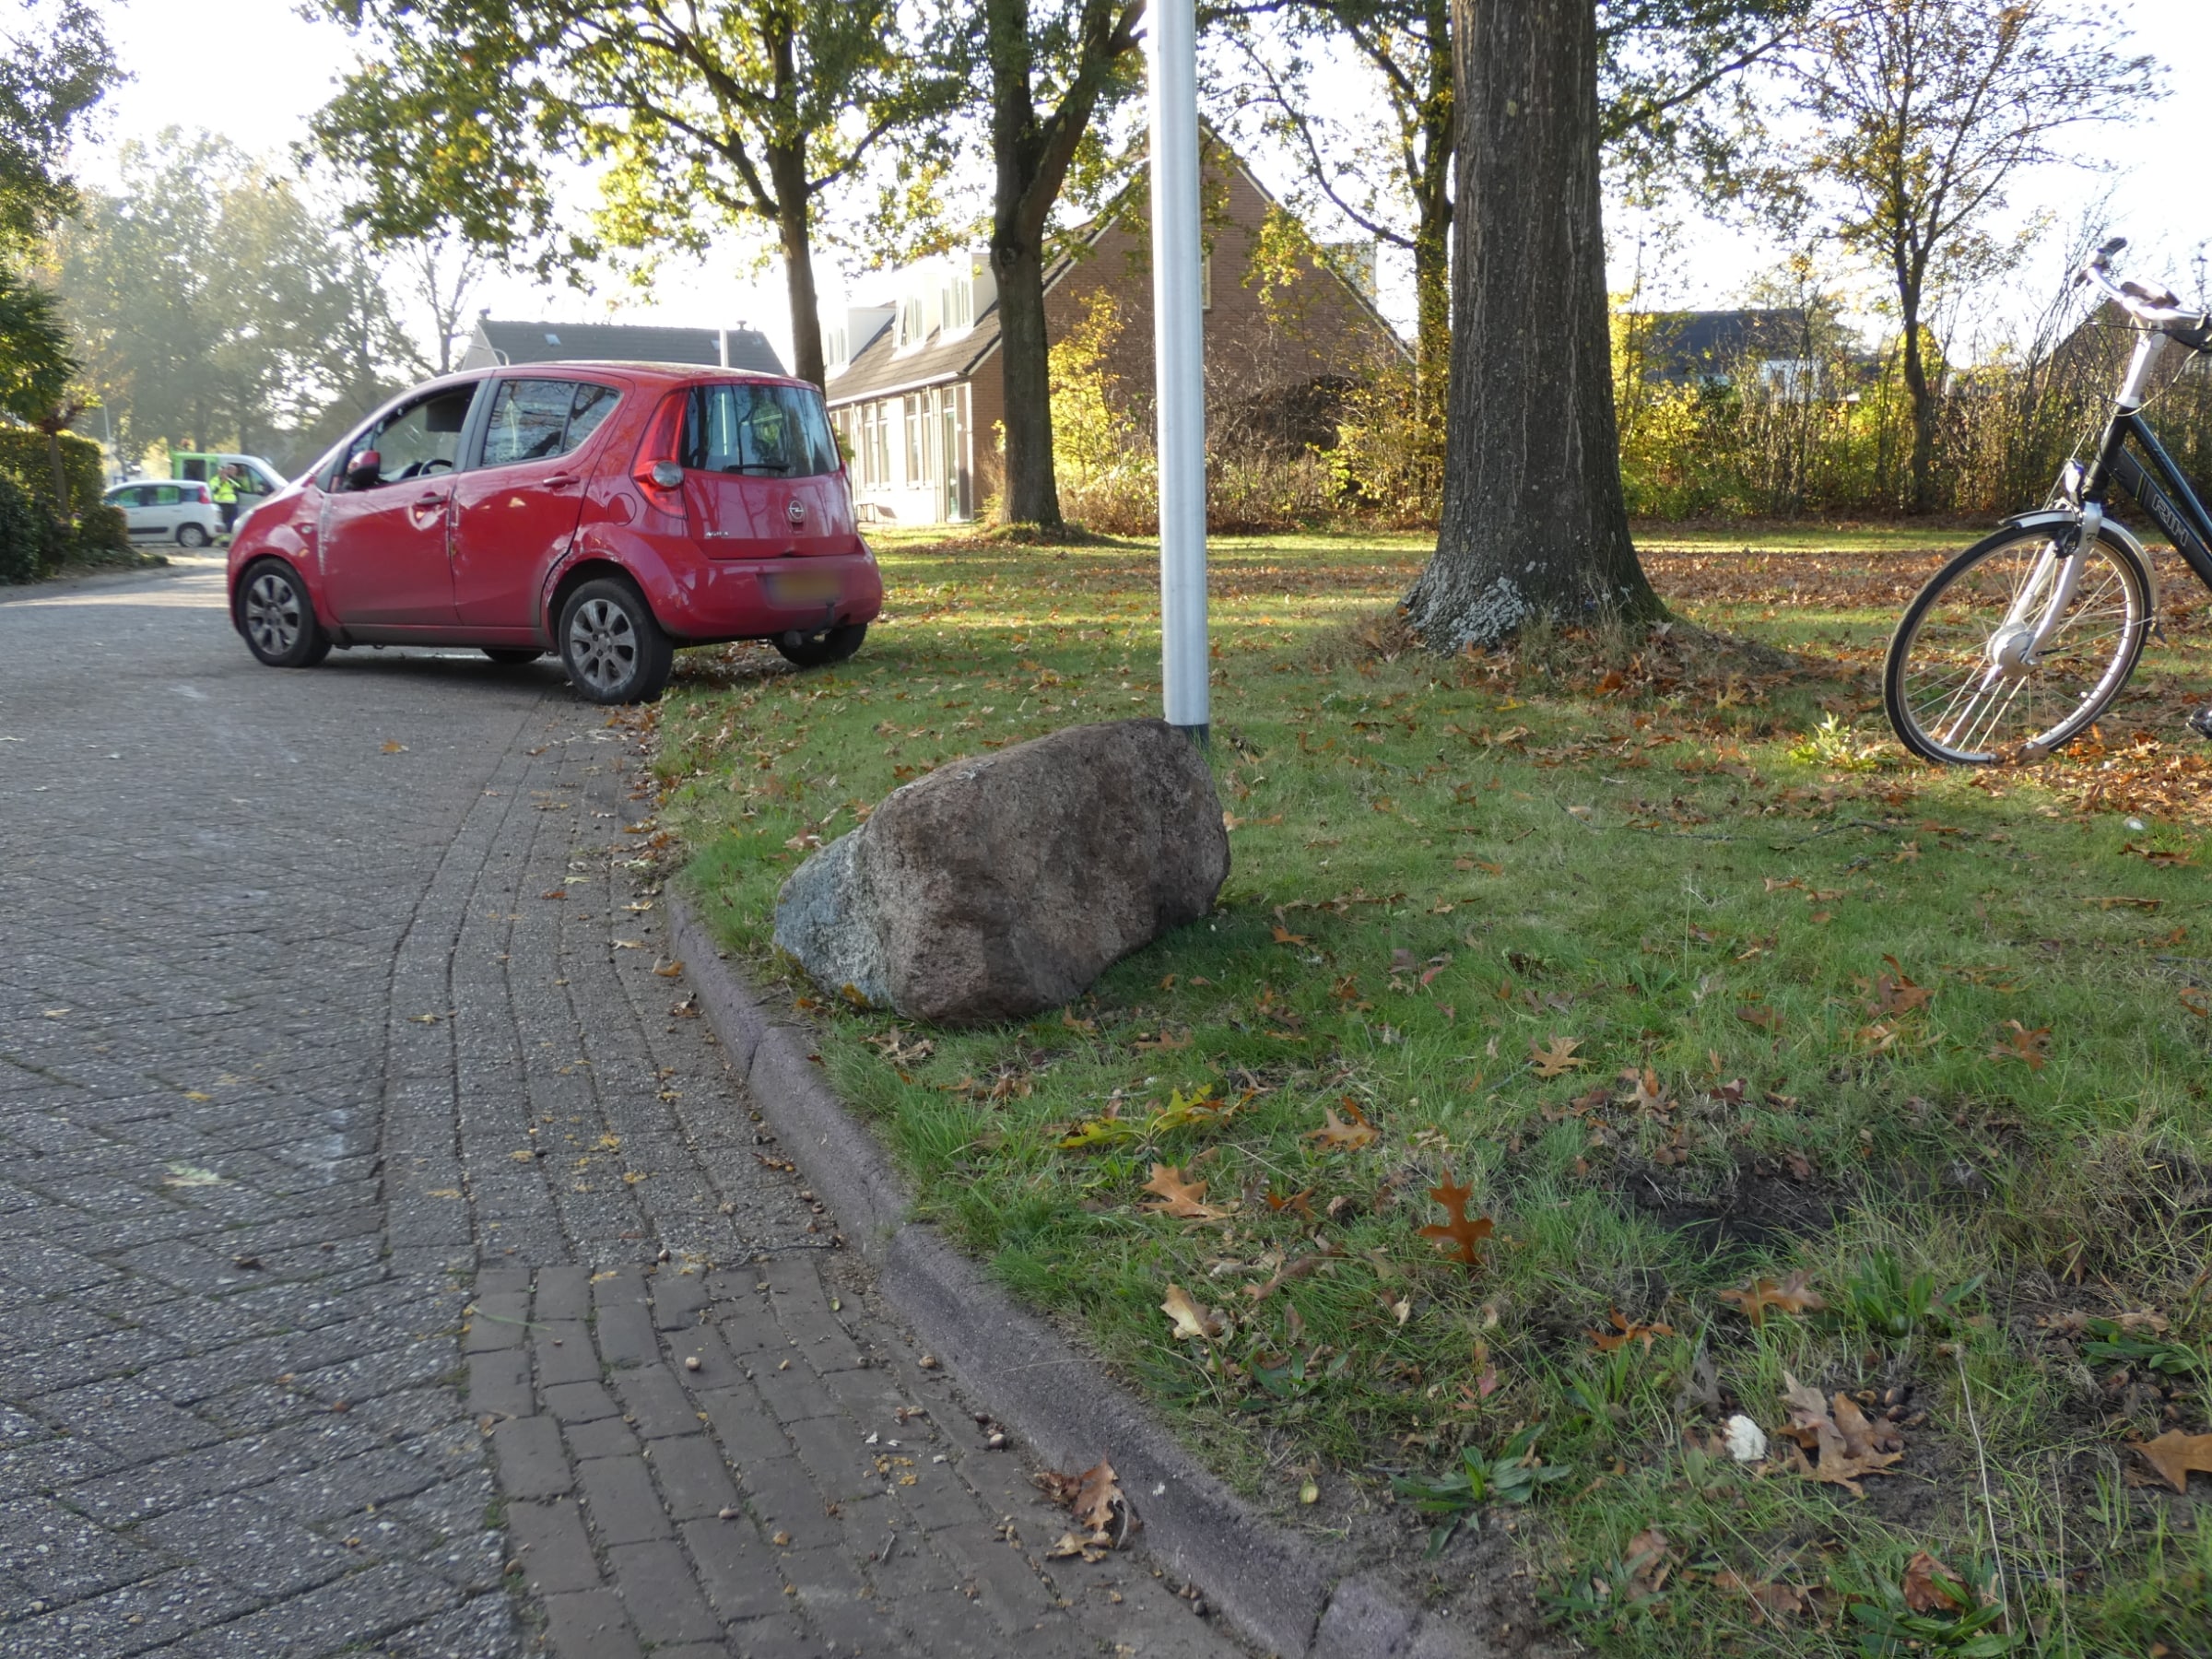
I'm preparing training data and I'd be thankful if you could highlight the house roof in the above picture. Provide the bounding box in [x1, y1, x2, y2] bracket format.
[465, 319, 785, 375]
[1631, 310, 1811, 376]
[823, 137, 1406, 411]
[824, 312, 998, 406]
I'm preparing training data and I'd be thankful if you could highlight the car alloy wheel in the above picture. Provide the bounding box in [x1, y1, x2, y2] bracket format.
[245, 570, 303, 657]
[566, 595, 638, 696]
[179, 524, 209, 548]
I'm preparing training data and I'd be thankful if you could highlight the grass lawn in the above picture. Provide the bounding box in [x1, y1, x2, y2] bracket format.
[647, 524, 2212, 1654]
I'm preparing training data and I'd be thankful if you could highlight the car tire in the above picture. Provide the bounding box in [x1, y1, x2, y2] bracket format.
[558, 577, 673, 704]
[178, 523, 210, 548]
[238, 560, 331, 668]
[481, 647, 544, 665]
[773, 623, 867, 669]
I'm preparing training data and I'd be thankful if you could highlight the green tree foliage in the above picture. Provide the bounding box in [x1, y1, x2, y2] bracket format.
[1773, 0, 2158, 513]
[0, 261, 75, 423]
[311, 0, 956, 389]
[0, 0, 118, 252]
[51, 132, 407, 469]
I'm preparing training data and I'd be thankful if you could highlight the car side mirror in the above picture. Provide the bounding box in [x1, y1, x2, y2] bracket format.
[648, 461, 683, 489]
[346, 451, 382, 489]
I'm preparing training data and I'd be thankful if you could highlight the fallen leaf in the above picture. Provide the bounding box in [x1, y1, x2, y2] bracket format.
[1622, 1528, 1673, 1600]
[1625, 1066, 1671, 1113]
[653, 960, 685, 978]
[1307, 1101, 1377, 1151]
[380, 740, 406, 754]
[1245, 1248, 1333, 1302]
[2135, 1430, 2212, 1494]
[1160, 1282, 1228, 1340]
[1418, 1168, 1494, 1267]
[1139, 1164, 1227, 1220]
[1530, 1035, 1587, 1077]
[1736, 1003, 1783, 1032]
[1071, 1457, 1124, 1534]
[1869, 956, 1933, 1015]
[1271, 924, 1310, 946]
[1902, 1550, 1970, 1614]
[1986, 1020, 2051, 1070]
[1589, 1309, 1676, 1352]
[1711, 1568, 1815, 1620]
[1777, 1369, 1903, 1495]
[162, 1162, 223, 1187]
[1719, 1270, 1824, 1326]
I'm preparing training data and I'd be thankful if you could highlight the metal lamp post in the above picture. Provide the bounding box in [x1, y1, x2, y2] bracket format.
[1147, 0, 1208, 743]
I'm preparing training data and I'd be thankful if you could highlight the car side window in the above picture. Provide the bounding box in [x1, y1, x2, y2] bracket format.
[343, 389, 475, 488]
[680, 382, 838, 477]
[155, 486, 181, 506]
[480, 378, 621, 468]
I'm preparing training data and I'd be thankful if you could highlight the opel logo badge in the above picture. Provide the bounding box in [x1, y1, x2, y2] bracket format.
[787, 500, 807, 526]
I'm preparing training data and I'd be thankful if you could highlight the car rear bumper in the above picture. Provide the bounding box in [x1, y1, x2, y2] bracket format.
[642, 547, 885, 642]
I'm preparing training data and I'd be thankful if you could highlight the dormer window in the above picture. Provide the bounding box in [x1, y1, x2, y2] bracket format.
[942, 273, 973, 335]
[896, 293, 925, 348]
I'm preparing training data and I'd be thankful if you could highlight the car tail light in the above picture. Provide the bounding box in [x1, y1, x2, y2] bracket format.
[195, 485, 210, 503]
[630, 392, 688, 514]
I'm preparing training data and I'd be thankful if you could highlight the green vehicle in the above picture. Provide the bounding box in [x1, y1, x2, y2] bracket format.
[170, 453, 288, 537]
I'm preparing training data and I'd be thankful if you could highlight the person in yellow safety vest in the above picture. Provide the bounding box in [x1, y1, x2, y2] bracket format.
[211, 465, 240, 537]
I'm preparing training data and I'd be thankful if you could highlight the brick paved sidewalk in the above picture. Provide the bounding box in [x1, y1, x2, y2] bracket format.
[0, 569, 1243, 1658]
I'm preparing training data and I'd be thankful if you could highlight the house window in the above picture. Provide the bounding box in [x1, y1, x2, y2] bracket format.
[897, 293, 925, 348]
[871, 401, 892, 485]
[905, 394, 928, 485]
[826, 324, 848, 371]
[942, 273, 972, 334]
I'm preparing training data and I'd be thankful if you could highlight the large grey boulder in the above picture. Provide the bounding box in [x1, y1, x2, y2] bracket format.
[772, 720, 1230, 1026]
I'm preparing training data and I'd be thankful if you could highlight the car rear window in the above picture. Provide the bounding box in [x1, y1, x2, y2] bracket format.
[480, 378, 620, 468]
[680, 382, 838, 477]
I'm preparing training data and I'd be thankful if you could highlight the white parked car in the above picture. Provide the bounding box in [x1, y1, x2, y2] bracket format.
[103, 479, 224, 547]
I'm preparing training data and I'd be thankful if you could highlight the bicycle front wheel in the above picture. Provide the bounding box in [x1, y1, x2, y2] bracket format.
[1884, 521, 2151, 765]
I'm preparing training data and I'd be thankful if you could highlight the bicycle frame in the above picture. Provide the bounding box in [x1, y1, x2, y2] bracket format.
[2079, 333, 2212, 594]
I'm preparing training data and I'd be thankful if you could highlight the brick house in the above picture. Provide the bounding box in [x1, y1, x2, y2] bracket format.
[821, 139, 1406, 525]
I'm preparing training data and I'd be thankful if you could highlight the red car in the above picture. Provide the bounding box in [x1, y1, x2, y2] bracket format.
[226, 363, 882, 701]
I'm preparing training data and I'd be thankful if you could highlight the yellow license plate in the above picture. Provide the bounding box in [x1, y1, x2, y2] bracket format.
[768, 569, 841, 605]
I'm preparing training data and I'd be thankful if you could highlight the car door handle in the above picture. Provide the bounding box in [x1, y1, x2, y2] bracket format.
[543, 474, 578, 489]
[412, 492, 443, 509]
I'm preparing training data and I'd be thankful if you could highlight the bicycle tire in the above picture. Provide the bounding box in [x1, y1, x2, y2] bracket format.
[1883, 520, 2151, 765]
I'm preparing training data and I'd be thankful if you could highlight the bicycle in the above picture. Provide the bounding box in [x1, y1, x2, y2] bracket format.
[1883, 238, 2212, 765]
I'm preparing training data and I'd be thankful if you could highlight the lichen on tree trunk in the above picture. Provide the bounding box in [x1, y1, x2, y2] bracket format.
[1403, 0, 1660, 653]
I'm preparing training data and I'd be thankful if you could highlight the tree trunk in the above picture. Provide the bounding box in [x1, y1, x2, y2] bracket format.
[993, 232, 1060, 526]
[1899, 294, 1936, 514]
[771, 141, 826, 389]
[1411, 0, 1453, 431]
[1404, 0, 1657, 652]
[46, 431, 70, 517]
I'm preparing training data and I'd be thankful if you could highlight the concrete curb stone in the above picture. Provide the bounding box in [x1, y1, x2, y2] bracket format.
[666, 892, 1491, 1659]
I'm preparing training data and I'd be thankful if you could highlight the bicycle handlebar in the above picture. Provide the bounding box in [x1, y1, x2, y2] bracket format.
[2076, 237, 2212, 344]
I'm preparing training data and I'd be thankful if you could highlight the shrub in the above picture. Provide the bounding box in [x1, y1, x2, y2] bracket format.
[0, 470, 53, 582]
[0, 428, 104, 515]
[70, 502, 135, 565]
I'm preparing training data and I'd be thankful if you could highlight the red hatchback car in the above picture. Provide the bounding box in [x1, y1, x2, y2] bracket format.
[226, 362, 883, 701]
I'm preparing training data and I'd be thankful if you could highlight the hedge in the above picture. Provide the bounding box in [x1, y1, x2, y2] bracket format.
[0, 429, 105, 515]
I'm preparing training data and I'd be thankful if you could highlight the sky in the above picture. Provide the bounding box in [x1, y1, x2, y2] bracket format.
[72, 0, 2212, 373]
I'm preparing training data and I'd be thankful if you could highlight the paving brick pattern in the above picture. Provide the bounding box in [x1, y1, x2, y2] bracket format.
[0, 564, 1243, 1657]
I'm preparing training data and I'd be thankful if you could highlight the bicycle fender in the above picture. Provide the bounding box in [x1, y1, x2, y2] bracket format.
[1997, 508, 2159, 626]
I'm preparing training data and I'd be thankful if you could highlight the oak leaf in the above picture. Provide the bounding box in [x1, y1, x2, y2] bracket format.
[1711, 1569, 1814, 1620]
[1139, 1163, 1226, 1220]
[1589, 1309, 1676, 1352]
[1987, 1019, 2051, 1070]
[1271, 924, 1310, 946]
[1719, 1270, 1824, 1326]
[1902, 1551, 1970, 1614]
[1307, 1101, 1377, 1151]
[1530, 1036, 1587, 1078]
[1418, 1169, 1493, 1266]
[2134, 1429, 2212, 1493]
[1776, 1370, 1902, 1496]
[1624, 1066, 1671, 1113]
[1160, 1282, 1228, 1340]
[1869, 956, 1933, 1016]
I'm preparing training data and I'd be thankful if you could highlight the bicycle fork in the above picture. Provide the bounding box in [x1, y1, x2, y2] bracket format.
[1931, 507, 2098, 755]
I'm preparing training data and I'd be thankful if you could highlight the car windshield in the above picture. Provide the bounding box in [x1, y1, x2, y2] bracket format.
[680, 382, 838, 477]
